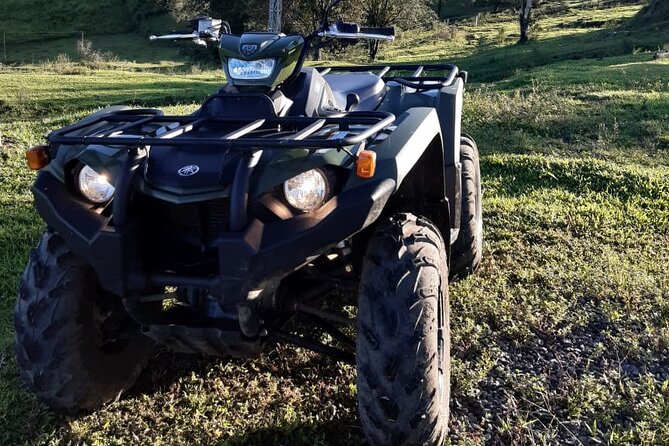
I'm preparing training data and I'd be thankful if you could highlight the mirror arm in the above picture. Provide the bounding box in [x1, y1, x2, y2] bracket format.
[319, 0, 344, 34]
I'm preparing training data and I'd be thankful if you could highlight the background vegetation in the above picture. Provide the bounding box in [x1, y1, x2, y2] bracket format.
[1, 0, 669, 445]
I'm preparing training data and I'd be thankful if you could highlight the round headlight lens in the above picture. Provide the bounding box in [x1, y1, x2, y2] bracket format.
[284, 169, 328, 212]
[78, 165, 115, 204]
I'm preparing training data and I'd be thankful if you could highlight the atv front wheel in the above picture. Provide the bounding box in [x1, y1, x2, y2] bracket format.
[450, 136, 483, 280]
[14, 231, 153, 411]
[357, 213, 450, 446]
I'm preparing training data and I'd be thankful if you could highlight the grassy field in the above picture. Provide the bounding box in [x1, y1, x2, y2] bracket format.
[1, 1, 669, 445]
[0, 0, 170, 41]
[0, 0, 176, 64]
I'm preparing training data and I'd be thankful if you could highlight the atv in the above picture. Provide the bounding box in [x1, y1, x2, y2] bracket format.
[15, 1, 482, 445]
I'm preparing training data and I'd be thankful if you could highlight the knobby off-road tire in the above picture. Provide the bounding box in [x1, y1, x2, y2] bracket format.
[14, 231, 154, 411]
[357, 214, 450, 446]
[450, 137, 483, 280]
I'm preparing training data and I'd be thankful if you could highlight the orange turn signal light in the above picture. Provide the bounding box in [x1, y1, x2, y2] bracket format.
[26, 145, 51, 171]
[356, 150, 377, 179]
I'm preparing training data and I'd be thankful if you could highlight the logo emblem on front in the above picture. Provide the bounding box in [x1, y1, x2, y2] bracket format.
[178, 165, 200, 177]
[241, 44, 258, 56]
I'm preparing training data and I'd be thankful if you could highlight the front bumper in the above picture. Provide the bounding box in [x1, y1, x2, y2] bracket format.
[33, 171, 395, 300]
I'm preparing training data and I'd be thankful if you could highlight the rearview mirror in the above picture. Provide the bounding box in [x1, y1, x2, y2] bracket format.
[190, 17, 229, 39]
[149, 17, 230, 43]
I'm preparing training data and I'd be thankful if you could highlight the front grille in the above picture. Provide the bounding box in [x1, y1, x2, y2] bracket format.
[159, 198, 231, 237]
[136, 195, 231, 273]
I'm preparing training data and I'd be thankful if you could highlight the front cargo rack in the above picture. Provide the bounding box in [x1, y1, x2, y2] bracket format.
[48, 105, 396, 151]
[47, 103, 397, 232]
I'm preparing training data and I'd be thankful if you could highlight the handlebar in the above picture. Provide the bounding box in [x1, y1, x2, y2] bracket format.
[150, 17, 226, 43]
[318, 22, 395, 42]
[149, 32, 200, 41]
[317, 30, 395, 41]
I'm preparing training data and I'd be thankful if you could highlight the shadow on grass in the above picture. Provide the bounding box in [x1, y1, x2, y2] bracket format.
[1, 79, 221, 122]
[0, 347, 361, 446]
[131, 346, 363, 446]
[226, 420, 365, 446]
[4, 33, 185, 66]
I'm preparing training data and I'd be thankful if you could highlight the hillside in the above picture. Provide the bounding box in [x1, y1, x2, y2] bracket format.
[1, 1, 669, 445]
[0, 0, 177, 64]
[0, 0, 170, 41]
[381, 1, 667, 82]
[644, 0, 669, 19]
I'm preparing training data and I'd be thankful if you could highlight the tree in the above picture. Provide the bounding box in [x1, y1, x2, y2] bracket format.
[283, 0, 339, 34]
[362, 0, 436, 60]
[268, 0, 283, 32]
[518, 0, 532, 43]
[158, 0, 267, 33]
[464, 0, 539, 43]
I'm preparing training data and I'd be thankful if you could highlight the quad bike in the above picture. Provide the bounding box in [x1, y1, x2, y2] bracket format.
[16, 1, 482, 445]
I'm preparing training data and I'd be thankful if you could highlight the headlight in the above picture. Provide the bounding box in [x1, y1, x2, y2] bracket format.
[284, 169, 329, 213]
[78, 165, 115, 204]
[228, 58, 276, 80]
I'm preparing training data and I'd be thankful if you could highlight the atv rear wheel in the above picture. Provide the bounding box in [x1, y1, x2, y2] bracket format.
[450, 137, 483, 280]
[357, 213, 450, 446]
[14, 231, 154, 411]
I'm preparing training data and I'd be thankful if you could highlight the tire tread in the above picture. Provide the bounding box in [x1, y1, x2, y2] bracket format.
[14, 231, 152, 411]
[357, 214, 451, 446]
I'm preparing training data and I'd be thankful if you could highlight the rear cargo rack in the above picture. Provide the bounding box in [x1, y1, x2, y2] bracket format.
[319, 63, 465, 90]
[48, 108, 396, 151]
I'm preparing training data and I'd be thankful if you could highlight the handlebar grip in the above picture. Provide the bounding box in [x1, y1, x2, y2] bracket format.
[360, 27, 394, 37]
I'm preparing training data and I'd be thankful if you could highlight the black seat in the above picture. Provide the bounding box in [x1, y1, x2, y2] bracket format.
[324, 73, 386, 111]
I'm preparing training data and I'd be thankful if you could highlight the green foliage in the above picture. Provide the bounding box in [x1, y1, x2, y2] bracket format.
[157, 0, 437, 34]
[156, 0, 269, 33]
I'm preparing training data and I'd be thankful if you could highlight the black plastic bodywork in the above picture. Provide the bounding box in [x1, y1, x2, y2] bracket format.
[33, 169, 394, 300]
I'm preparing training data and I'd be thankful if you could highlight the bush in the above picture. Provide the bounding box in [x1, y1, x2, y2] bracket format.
[76, 40, 117, 64]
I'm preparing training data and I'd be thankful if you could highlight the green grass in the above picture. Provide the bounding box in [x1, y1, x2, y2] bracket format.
[0, 0, 170, 42]
[2, 2, 669, 445]
[0, 0, 176, 64]
[380, 1, 669, 82]
[4, 32, 185, 66]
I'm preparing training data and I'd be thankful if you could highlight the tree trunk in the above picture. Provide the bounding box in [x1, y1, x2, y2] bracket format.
[369, 40, 380, 62]
[268, 0, 283, 32]
[519, 0, 533, 44]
